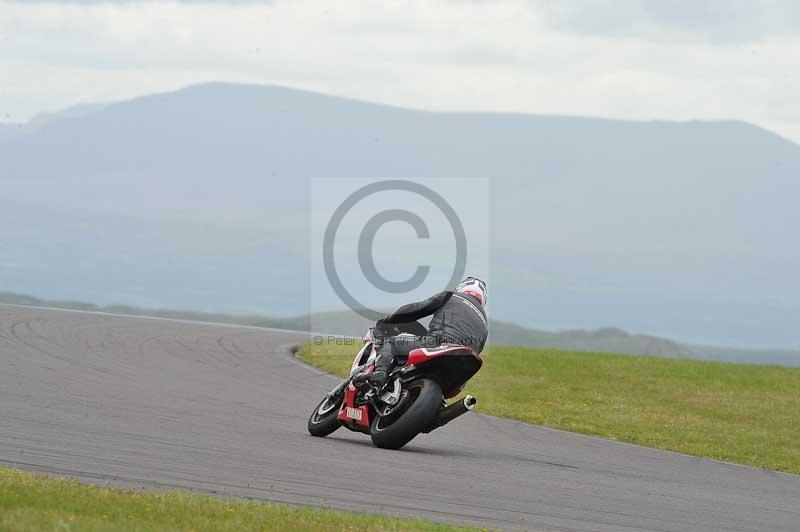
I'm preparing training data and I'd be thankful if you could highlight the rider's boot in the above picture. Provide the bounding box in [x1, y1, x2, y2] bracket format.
[354, 348, 394, 388]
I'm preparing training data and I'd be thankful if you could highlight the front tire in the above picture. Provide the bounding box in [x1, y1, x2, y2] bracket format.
[307, 394, 342, 437]
[370, 378, 442, 450]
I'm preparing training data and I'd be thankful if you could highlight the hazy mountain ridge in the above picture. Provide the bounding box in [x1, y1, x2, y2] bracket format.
[1, 82, 799, 350]
[3, 292, 798, 365]
[0, 103, 108, 142]
[0, 123, 25, 142]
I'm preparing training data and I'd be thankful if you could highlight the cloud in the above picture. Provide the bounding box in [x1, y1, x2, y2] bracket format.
[14, 1, 272, 3]
[533, 0, 800, 44]
[1, 0, 800, 143]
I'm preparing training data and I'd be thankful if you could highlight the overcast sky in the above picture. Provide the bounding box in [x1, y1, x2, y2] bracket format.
[2, 0, 799, 142]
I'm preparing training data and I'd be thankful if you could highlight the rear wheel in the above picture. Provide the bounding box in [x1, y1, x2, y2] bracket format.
[307, 394, 342, 437]
[370, 378, 442, 450]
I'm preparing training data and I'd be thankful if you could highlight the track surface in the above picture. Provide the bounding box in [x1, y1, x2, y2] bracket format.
[1, 306, 798, 531]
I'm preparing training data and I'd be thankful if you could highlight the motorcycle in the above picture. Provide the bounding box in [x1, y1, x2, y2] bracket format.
[307, 321, 482, 449]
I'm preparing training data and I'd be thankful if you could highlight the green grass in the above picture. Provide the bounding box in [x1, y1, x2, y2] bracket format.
[0, 467, 480, 532]
[297, 343, 800, 474]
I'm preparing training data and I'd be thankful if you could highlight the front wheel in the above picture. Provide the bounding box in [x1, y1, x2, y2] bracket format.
[370, 378, 442, 450]
[307, 394, 342, 437]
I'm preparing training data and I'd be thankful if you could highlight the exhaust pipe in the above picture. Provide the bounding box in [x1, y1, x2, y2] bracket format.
[424, 395, 477, 432]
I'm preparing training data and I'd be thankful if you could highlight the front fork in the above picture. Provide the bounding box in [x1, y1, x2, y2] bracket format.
[330, 372, 405, 419]
[325, 379, 348, 402]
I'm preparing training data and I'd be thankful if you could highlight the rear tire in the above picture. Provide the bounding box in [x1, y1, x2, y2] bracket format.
[307, 395, 342, 437]
[370, 378, 442, 450]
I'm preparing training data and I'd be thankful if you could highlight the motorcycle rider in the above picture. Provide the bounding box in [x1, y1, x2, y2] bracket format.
[356, 276, 488, 388]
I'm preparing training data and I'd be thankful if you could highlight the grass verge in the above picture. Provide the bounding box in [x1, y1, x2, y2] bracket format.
[0, 467, 479, 532]
[297, 342, 800, 474]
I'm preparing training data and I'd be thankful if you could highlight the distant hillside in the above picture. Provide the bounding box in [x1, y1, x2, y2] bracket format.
[2, 82, 799, 350]
[487, 321, 693, 358]
[3, 292, 798, 365]
[0, 123, 24, 142]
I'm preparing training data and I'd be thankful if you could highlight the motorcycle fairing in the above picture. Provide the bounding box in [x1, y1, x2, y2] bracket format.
[337, 382, 370, 431]
[405, 345, 482, 399]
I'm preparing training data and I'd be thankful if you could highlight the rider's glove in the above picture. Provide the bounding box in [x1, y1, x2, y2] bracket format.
[374, 319, 388, 335]
[375, 319, 400, 336]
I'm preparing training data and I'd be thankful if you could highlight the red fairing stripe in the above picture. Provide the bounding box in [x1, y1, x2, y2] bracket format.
[406, 345, 480, 366]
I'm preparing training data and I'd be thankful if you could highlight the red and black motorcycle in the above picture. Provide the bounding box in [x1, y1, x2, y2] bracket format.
[307, 322, 482, 449]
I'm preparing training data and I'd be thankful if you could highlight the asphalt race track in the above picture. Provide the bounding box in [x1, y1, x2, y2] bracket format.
[1, 305, 798, 531]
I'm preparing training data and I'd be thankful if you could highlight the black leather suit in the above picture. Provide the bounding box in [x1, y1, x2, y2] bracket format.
[374, 290, 488, 372]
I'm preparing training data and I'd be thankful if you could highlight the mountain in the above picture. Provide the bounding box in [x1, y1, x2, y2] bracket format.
[1, 83, 799, 351]
[0, 104, 107, 142]
[26, 103, 108, 129]
[0, 123, 25, 142]
[4, 292, 798, 365]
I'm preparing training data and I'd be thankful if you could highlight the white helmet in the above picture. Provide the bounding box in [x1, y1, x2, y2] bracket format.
[455, 276, 487, 306]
